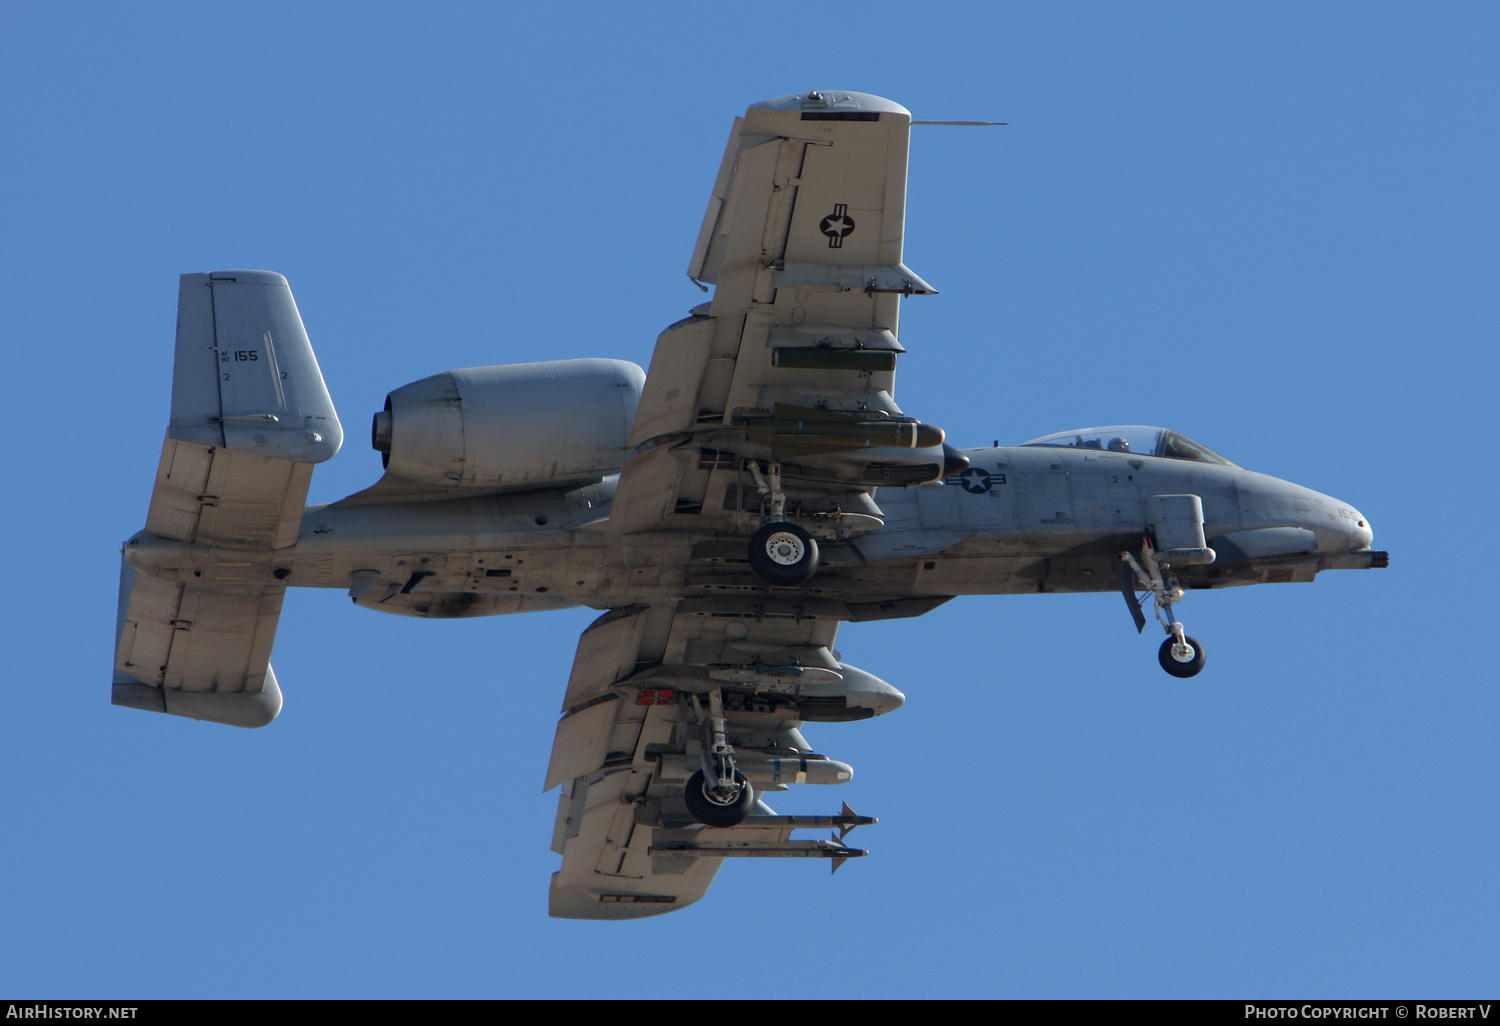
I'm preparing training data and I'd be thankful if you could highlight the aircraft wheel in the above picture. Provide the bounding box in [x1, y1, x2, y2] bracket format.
[1159, 636, 1207, 678]
[748, 521, 819, 585]
[683, 770, 755, 828]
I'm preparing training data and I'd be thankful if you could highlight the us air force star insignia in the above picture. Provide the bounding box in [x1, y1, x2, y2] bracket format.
[957, 468, 993, 494]
[820, 203, 856, 248]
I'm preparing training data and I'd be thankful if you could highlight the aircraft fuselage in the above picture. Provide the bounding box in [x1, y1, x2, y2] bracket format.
[163, 443, 1379, 621]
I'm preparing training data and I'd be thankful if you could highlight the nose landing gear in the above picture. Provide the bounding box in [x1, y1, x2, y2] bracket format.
[1158, 632, 1207, 678]
[1122, 539, 1208, 678]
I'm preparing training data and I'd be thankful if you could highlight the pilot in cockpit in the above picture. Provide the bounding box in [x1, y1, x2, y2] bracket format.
[1020, 426, 1237, 467]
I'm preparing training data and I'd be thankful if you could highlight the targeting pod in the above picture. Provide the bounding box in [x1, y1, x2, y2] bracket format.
[657, 752, 854, 786]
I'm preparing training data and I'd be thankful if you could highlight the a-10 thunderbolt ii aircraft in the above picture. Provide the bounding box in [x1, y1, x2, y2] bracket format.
[113, 90, 1387, 919]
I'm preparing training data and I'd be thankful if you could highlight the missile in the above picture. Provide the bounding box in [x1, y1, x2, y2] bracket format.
[648, 840, 865, 860]
[740, 803, 876, 839]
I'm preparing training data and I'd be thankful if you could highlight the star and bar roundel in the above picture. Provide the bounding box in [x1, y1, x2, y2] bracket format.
[945, 467, 1008, 494]
[819, 204, 856, 248]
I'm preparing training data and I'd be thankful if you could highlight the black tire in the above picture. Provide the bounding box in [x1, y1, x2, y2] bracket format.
[683, 769, 755, 827]
[748, 521, 820, 585]
[1159, 635, 1207, 678]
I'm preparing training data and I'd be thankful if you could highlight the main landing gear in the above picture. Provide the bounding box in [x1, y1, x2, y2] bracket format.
[749, 521, 818, 585]
[685, 689, 755, 828]
[746, 460, 820, 585]
[1121, 539, 1208, 678]
[684, 769, 755, 828]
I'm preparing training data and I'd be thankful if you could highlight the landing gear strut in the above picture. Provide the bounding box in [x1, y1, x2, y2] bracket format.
[746, 461, 819, 585]
[1121, 539, 1208, 678]
[684, 688, 755, 828]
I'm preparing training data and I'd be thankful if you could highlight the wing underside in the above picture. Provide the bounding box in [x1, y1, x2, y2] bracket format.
[610, 91, 948, 542]
[552, 93, 936, 917]
[545, 600, 888, 919]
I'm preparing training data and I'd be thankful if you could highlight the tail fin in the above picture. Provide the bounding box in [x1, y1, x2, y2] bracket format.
[168, 270, 341, 461]
[112, 271, 341, 727]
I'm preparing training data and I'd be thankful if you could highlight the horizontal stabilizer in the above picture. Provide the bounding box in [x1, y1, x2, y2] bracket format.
[113, 669, 283, 728]
[112, 556, 284, 728]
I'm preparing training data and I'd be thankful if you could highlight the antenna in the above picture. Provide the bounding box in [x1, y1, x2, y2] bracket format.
[912, 120, 1007, 126]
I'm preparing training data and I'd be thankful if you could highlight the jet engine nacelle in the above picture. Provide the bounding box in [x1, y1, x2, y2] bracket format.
[372, 358, 645, 490]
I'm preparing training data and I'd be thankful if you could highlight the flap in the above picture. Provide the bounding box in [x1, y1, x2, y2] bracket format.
[561, 606, 654, 710]
[543, 698, 620, 791]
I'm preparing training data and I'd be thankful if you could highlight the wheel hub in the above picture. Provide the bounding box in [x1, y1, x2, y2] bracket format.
[703, 782, 744, 807]
[765, 532, 805, 565]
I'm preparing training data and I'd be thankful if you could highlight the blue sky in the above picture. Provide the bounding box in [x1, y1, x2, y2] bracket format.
[3, 2, 1496, 998]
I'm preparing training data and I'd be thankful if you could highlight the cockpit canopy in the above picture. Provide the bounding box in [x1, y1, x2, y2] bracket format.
[1019, 425, 1237, 467]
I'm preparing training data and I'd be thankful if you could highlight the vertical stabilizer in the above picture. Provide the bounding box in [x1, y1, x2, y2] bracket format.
[112, 271, 341, 727]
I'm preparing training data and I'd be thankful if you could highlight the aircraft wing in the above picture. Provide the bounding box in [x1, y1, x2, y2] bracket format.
[112, 271, 342, 727]
[546, 599, 897, 919]
[609, 91, 947, 539]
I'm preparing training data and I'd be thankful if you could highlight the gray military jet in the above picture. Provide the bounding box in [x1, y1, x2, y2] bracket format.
[112, 91, 1386, 919]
